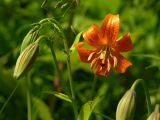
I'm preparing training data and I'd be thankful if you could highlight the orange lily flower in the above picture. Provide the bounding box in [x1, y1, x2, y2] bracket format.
[76, 14, 133, 76]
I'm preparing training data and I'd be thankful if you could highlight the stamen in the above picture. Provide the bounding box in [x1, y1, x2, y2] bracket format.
[90, 58, 98, 68]
[87, 52, 95, 61]
[97, 48, 103, 54]
[112, 56, 118, 67]
[102, 58, 105, 64]
[99, 51, 106, 59]
[99, 66, 103, 71]
[107, 59, 111, 72]
[91, 45, 115, 74]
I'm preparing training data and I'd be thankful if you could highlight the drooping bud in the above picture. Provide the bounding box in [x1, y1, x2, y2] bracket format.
[14, 42, 39, 79]
[21, 27, 39, 52]
[116, 89, 136, 120]
[147, 104, 160, 120]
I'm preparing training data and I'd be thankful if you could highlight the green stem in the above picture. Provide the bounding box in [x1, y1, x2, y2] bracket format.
[27, 76, 32, 120]
[53, 19, 78, 118]
[155, 104, 159, 113]
[131, 79, 152, 114]
[67, 57, 75, 98]
[46, 40, 68, 94]
[60, 31, 78, 118]
[66, 56, 78, 119]
[39, 17, 78, 119]
[0, 80, 21, 115]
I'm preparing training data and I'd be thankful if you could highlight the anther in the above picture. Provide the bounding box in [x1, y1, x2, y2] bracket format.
[87, 52, 95, 61]
[90, 58, 98, 68]
[107, 59, 111, 72]
[99, 66, 103, 71]
[112, 56, 118, 67]
[99, 51, 106, 59]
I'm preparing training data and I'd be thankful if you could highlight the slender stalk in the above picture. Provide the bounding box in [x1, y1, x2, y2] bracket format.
[46, 40, 68, 94]
[27, 76, 31, 120]
[66, 56, 78, 118]
[40, 18, 78, 119]
[0, 80, 21, 115]
[131, 79, 152, 114]
[61, 32, 78, 118]
[54, 19, 78, 118]
[141, 80, 152, 114]
[67, 57, 75, 98]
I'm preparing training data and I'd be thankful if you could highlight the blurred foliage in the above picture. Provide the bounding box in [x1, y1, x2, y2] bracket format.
[0, 0, 160, 120]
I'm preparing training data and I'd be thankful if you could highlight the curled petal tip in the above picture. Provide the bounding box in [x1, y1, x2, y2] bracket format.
[116, 33, 133, 52]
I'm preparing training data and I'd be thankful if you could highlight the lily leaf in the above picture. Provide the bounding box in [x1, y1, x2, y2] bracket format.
[70, 32, 82, 53]
[77, 101, 94, 120]
[43, 91, 72, 103]
[33, 97, 53, 120]
[77, 84, 108, 120]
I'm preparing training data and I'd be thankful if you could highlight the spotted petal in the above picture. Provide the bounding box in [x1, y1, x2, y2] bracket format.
[116, 33, 133, 52]
[76, 42, 95, 63]
[114, 54, 132, 73]
[101, 14, 120, 44]
[83, 24, 105, 47]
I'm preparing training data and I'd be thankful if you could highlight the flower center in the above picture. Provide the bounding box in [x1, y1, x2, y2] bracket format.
[99, 46, 111, 64]
[88, 46, 118, 72]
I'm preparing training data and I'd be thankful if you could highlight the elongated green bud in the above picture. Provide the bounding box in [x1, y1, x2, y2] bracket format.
[14, 42, 39, 79]
[147, 104, 160, 120]
[116, 89, 136, 120]
[21, 27, 39, 52]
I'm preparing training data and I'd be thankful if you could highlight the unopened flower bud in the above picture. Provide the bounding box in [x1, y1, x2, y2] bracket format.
[116, 89, 136, 120]
[21, 27, 39, 52]
[14, 42, 39, 79]
[147, 104, 160, 120]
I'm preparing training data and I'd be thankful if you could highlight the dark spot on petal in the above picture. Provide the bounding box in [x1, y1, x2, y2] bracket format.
[101, 63, 105, 67]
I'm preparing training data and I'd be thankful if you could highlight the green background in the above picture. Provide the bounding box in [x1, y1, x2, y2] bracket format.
[0, 0, 160, 120]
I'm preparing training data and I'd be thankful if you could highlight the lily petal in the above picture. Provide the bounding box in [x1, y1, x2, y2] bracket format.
[83, 24, 105, 47]
[76, 42, 95, 63]
[101, 14, 120, 44]
[116, 33, 133, 52]
[114, 54, 132, 73]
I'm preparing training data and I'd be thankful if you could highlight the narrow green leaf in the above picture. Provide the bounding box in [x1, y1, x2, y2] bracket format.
[70, 32, 82, 52]
[33, 97, 53, 120]
[77, 101, 94, 120]
[41, 0, 47, 8]
[77, 84, 108, 120]
[43, 91, 72, 103]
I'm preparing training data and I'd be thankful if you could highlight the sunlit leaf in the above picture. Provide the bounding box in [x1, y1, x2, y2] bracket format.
[33, 97, 53, 120]
[70, 31, 82, 52]
[43, 91, 72, 103]
[77, 101, 94, 120]
[77, 84, 108, 120]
